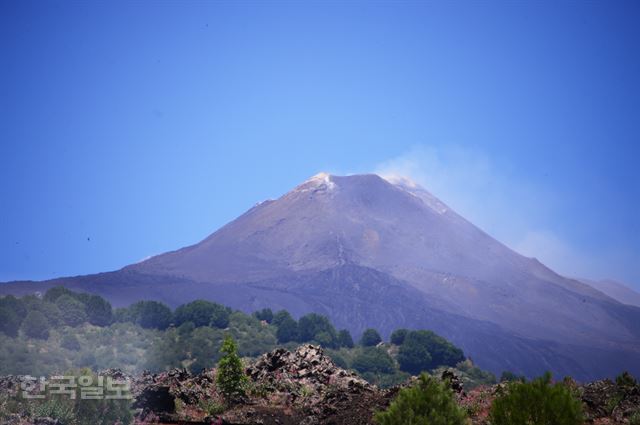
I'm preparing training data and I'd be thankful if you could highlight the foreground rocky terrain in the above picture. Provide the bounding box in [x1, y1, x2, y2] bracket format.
[1, 344, 639, 425]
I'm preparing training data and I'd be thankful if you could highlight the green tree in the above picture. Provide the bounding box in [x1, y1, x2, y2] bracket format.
[276, 316, 298, 343]
[216, 335, 248, 402]
[297, 313, 338, 346]
[187, 327, 223, 373]
[330, 352, 349, 369]
[253, 308, 274, 323]
[490, 372, 583, 425]
[0, 295, 27, 320]
[374, 373, 467, 425]
[416, 330, 464, 367]
[55, 295, 88, 327]
[21, 310, 50, 339]
[177, 321, 196, 335]
[615, 371, 638, 389]
[21, 295, 63, 327]
[113, 307, 130, 323]
[337, 329, 354, 348]
[390, 328, 409, 345]
[0, 295, 27, 337]
[360, 328, 382, 346]
[174, 300, 230, 328]
[314, 331, 336, 347]
[144, 328, 184, 371]
[398, 330, 464, 375]
[352, 347, 395, 374]
[0, 307, 21, 337]
[43, 286, 75, 303]
[272, 310, 294, 327]
[85, 295, 113, 326]
[128, 300, 173, 330]
[38, 302, 64, 327]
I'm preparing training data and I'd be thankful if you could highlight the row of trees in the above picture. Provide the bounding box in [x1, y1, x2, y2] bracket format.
[334, 329, 464, 380]
[258, 308, 439, 355]
[115, 299, 232, 330]
[0, 288, 113, 339]
[1, 288, 467, 382]
[0, 287, 237, 340]
[263, 309, 356, 348]
[257, 307, 466, 379]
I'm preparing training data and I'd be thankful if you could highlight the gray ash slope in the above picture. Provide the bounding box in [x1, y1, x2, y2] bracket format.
[2, 173, 639, 380]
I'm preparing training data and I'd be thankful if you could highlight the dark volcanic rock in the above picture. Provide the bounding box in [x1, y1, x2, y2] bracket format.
[247, 344, 370, 391]
[1, 353, 639, 425]
[581, 375, 640, 422]
[441, 369, 465, 395]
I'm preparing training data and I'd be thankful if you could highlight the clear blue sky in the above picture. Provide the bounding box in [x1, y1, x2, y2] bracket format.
[1, 1, 639, 287]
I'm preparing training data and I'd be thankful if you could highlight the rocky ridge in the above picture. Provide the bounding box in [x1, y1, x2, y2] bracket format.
[1, 345, 639, 425]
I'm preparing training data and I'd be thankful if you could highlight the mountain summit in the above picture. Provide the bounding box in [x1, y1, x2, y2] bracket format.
[3, 173, 639, 380]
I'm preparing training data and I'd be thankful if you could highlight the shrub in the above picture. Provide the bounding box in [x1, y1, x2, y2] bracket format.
[453, 359, 497, 389]
[500, 370, 526, 382]
[199, 399, 225, 415]
[490, 372, 583, 425]
[32, 399, 76, 424]
[390, 328, 409, 345]
[360, 328, 382, 346]
[616, 371, 638, 389]
[374, 373, 467, 425]
[216, 335, 248, 402]
[12, 369, 134, 425]
[21, 310, 50, 339]
[373, 370, 412, 389]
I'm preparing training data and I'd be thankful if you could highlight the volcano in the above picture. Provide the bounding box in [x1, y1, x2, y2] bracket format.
[3, 173, 639, 380]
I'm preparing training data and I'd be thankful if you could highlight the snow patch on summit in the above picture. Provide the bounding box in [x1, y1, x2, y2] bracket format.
[296, 172, 337, 192]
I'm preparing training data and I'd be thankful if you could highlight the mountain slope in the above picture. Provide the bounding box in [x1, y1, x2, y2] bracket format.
[129, 173, 636, 346]
[2, 173, 639, 380]
[582, 278, 640, 308]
